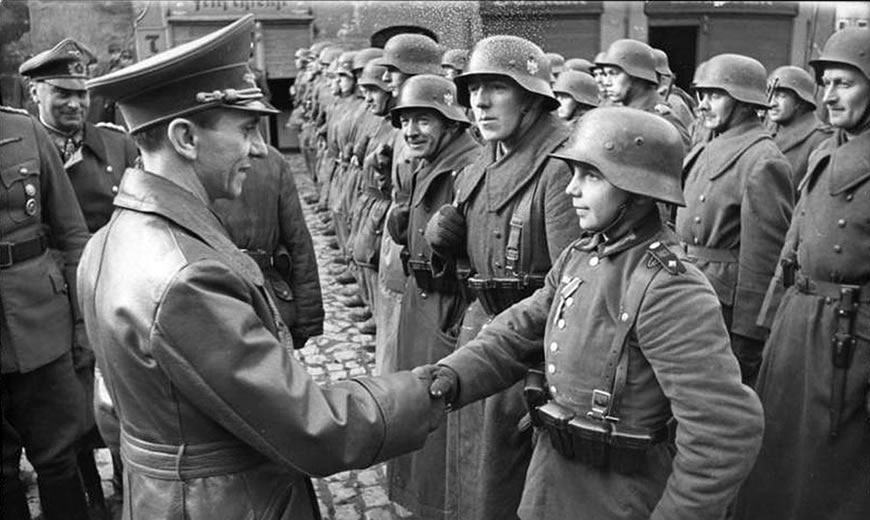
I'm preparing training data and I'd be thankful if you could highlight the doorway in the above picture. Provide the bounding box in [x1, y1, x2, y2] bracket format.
[648, 25, 698, 93]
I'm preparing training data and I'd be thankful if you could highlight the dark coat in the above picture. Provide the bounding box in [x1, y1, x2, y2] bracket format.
[767, 110, 833, 196]
[391, 129, 480, 519]
[440, 217, 763, 520]
[676, 119, 794, 341]
[737, 128, 870, 520]
[447, 111, 582, 520]
[78, 168, 436, 520]
[213, 145, 323, 345]
[63, 122, 138, 233]
[0, 107, 89, 374]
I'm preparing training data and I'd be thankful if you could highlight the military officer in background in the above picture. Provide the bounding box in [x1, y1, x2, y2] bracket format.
[737, 27, 870, 520]
[676, 53, 793, 386]
[82, 16, 444, 519]
[0, 105, 91, 519]
[416, 107, 764, 520]
[765, 65, 833, 195]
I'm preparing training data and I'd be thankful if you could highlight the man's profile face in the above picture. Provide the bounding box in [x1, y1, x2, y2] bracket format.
[32, 82, 89, 133]
[192, 109, 268, 201]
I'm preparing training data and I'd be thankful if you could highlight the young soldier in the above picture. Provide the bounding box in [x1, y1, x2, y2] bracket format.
[736, 27, 870, 520]
[387, 74, 481, 519]
[676, 53, 794, 386]
[418, 107, 764, 520]
[552, 69, 599, 130]
[424, 35, 581, 520]
[765, 65, 833, 195]
[82, 16, 443, 519]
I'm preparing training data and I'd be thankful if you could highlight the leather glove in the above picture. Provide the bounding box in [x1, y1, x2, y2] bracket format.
[413, 364, 460, 405]
[411, 364, 448, 431]
[424, 204, 466, 259]
[386, 203, 411, 246]
[374, 143, 392, 173]
[290, 333, 309, 351]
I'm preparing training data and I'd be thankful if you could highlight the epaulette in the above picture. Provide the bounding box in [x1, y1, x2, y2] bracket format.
[645, 241, 685, 275]
[95, 121, 127, 133]
[0, 105, 31, 116]
[653, 103, 672, 115]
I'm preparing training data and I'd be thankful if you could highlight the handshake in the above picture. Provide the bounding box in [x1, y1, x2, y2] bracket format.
[412, 364, 460, 429]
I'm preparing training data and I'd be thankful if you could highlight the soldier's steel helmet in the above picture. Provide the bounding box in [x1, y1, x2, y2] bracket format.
[545, 52, 565, 75]
[319, 46, 344, 66]
[552, 70, 599, 108]
[564, 58, 594, 75]
[379, 33, 443, 76]
[336, 51, 358, 77]
[550, 106, 686, 206]
[693, 53, 769, 107]
[768, 66, 817, 108]
[390, 74, 469, 128]
[595, 39, 658, 84]
[454, 35, 559, 111]
[353, 48, 384, 72]
[652, 48, 673, 77]
[358, 60, 390, 91]
[809, 27, 870, 83]
[442, 48, 470, 72]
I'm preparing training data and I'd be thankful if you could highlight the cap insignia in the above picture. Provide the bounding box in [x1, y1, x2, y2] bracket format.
[68, 61, 86, 76]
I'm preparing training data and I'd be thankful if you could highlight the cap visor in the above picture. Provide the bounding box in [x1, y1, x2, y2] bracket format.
[232, 98, 280, 115]
[43, 77, 87, 90]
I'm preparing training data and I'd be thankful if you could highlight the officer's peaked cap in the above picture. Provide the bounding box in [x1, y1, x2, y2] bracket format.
[20, 38, 97, 90]
[86, 15, 277, 134]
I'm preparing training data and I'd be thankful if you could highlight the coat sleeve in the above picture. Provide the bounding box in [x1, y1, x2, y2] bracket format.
[278, 153, 324, 340]
[151, 259, 434, 477]
[733, 150, 793, 339]
[541, 159, 582, 263]
[439, 252, 568, 406]
[638, 268, 764, 520]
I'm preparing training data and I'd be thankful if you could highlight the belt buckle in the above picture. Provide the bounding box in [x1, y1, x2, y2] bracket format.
[0, 243, 13, 268]
[587, 389, 620, 423]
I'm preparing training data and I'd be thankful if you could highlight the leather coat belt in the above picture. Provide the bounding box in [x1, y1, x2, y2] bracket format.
[120, 429, 265, 480]
[682, 244, 738, 263]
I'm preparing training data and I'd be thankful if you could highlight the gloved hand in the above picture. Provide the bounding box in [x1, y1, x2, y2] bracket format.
[411, 365, 450, 431]
[290, 333, 309, 351]
[386, 203, 411, 246]
[731, 334, 765, 386]
[413, 364, 460, 404]
[374, 143, 392, 173]
[424, 204, 466, 259]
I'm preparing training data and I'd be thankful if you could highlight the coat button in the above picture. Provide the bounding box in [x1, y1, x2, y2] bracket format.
[106, 165, 113, 173]
[420, 292, 428, 299]
[589, 256, 599, 267]
[825, 297, 833, 305]
[24, 184, 36, 196]
[693, 237, 700, 245]
[845, 193, 853, 201]
[19, 167, 27, 173]
[565, 297, 574, 307]
[620, 312, 630, 322]
[549, 341, 558, 352]
[547, 364, 556, 374]
[833, 244, 842, 253]
[494, 261, 502, 268]
[494, 231, 501, 238]
[838, 219, 846, 228]
[549, 385, 557, 395]
[418, 228, 424, 235]
[111, 185, 119, 194]
[699, 194, 706, 202]
[557, 319, 566, 329]
[694, 216, 701, 223]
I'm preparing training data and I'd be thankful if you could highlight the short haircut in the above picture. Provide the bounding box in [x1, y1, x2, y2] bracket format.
[130, 109, 223, 152]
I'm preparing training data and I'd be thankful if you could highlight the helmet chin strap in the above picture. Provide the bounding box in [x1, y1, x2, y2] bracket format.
[596, 196, 634, 238]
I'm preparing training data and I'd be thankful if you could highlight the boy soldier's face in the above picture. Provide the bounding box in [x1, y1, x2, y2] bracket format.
[556, 93, 578, 120]
[565, 163, 631, 231]
[822, 65, 870, 131]
[467, 76, 526, 142]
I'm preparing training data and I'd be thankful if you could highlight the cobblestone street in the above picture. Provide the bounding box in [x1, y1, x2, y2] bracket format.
[22, 152, 415, 520]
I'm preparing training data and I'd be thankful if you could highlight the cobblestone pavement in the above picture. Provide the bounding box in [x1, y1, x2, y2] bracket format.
[22, 152, 415, 520]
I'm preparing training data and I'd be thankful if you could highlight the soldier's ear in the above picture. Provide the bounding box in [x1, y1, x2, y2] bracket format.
[28, 81, 40, 105]
[167, 118, 198, 161]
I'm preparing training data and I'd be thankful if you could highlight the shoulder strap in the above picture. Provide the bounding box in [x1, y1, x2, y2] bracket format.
[588, 245, 669, 422]
[505, 173, 542, 275]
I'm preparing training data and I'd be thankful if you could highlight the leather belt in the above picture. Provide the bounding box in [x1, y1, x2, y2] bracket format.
[0, 235, 48, 269]
[683, 244, 738, 263]
[242, 249, 272, 271]
[467, 275, 545, 316]
[120, 429, 264, 480]
[794, 273, 870, 302]
[408, 259, 460, 294]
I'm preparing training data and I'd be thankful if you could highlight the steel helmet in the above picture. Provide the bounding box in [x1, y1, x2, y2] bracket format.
[693, 53, 769, 107]
[358, 60, 390, 91]
[454, 35, 559, 111]
[565, 58, 594, 75]
[809, 27, 870, 83]
[390, 74, 469, 128]
[336, 51, 358, 77]
[442, 48, 470, 73]
[550, 107, 686, 206]
[295, 48, 312, 62]
[652, 48, 673, 77]
[768, 66, 817, 108]
[552, 70, 599, 108]
[545, 52, 566, 75]
[309, 41, 331, 57]
[319, 46, 344, 67]
[353, 47, 384, 72]
[380, 33, 443, 76]
[595, 39, 658, 84]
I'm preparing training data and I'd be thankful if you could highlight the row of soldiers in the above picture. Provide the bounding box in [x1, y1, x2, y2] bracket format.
[288, 26, 869, 520]
[2, 12, 867, 520]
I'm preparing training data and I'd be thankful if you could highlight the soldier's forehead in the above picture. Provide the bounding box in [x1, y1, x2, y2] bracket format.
[40, 82, 87, 95]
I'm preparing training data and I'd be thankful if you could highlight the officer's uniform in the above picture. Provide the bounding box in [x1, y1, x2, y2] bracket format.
[83, 16, 440, 520]
[213, 145, 324, 348]
[0, 106, 91, 520]
[736, 28, 870, 520]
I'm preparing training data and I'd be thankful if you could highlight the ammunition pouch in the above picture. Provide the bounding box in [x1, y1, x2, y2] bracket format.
[522, 367, 548, 428]
[408, 259, 461, 294]
[534, 401, 667, 474]
[780, 255, 797, 288]
[467, 275, 545, 315]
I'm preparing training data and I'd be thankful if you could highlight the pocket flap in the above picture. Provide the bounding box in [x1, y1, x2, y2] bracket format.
[1, 159, 39, 189]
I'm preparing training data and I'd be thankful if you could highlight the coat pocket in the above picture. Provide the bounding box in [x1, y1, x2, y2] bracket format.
[1, 159, 41, 224]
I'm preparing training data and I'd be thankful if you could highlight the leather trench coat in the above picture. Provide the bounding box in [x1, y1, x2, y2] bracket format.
[77, 168, 436, 520]
[439, 217, 764, 520]
[213, 145, 324, 346]
[737, 128, 870, 520]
